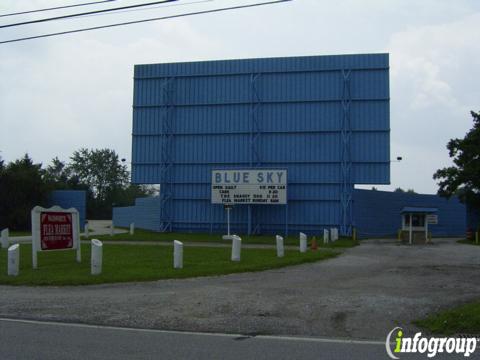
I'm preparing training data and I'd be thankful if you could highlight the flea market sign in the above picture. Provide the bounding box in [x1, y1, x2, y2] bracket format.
[211, 169, 287, 205]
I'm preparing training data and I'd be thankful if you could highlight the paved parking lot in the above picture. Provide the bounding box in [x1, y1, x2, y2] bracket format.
[0, 238, 479, 340]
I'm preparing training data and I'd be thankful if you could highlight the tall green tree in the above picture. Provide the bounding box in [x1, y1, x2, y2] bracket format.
[0, 154, 50, 230]
[67, 148, 130, 219]
[433, 111, 480, 207]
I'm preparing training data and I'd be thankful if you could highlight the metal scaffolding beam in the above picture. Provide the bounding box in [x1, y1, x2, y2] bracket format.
[248, 73, 262, 235]
[340, 69, 353, 236]
[159, 77, 175, 232]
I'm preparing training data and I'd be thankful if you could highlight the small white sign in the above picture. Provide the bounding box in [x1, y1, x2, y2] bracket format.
[211, 169, 287, 205]
[426, 214, 438, 224]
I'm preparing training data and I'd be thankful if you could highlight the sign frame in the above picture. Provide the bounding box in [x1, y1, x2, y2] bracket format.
[31, 205, 81, 269]
[211, 169, 288, 205]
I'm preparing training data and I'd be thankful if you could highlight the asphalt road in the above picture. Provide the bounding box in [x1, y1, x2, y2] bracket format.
[0, 318, 471, 360]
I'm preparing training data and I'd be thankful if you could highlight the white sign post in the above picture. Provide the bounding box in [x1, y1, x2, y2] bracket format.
[211, 169, 287, 205]
[1, 228, 9, 249]
[323, 229, 329, 244]
[276, 235, 284, 258]
[299, 232, 307, 253]
[91, 239, 103, 275]
[31, 206, 81, 269]
[130, 223, 135, 235]
[174, 240, 183, 269]
[231, 235, 242, 262]
[8, 244, 20, 276]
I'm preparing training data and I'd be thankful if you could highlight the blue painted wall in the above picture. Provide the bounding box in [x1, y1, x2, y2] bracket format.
[131, 54, 390, 235]
[353, 189, 466, 237]
[113, 197, 161, 231]
[49, 190, 87, 231]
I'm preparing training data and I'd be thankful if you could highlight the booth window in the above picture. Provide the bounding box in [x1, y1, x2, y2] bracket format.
[404, 214, 425, 227]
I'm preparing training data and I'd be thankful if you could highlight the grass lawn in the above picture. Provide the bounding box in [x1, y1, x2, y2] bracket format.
[86, 228, 357, 249]
[0, 243, 339, 286]
[415, 301, 480, 335]
[458, 239, 480, 246]
[8, 230, 31, 237]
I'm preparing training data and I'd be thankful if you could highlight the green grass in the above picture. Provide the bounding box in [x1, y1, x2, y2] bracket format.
[458, 239, 480, 246]
[86, 228, 357, 248]
[9, 230, 31, 237]
[0, 243, 339, 286]
[415, 301, 480, 335]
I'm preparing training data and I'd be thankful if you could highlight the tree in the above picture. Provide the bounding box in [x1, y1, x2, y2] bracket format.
[433, 111, 480, 208]
[0, 154, 50, 230]
[67, 148, 130, 219]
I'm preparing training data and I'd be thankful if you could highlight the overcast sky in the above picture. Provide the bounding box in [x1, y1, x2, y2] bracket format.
[1, 0, 479, 194]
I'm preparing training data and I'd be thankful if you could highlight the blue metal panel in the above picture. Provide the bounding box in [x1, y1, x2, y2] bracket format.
[131, 54, 390, 235]
[49, 190, 87, 231]
[112, 197, 161, 232]
[353, 189, 466, 237]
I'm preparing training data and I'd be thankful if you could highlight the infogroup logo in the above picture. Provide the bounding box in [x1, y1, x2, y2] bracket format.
[385, 327, 478, 359]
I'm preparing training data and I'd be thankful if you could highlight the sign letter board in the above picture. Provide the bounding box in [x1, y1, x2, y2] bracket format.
[211, 169, 287, 205]
[40, 212, 74, 250]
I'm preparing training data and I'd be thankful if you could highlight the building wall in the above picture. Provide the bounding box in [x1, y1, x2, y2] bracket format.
[113, 197, 161, 232]
[353, 189, 466, 237]
[49, 190, 86, 231]
[131, 54, 390, 235]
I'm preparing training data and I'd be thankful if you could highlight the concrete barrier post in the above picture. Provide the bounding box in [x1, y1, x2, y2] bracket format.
[84, 223, 89, 238]
[299, 232, 307, 253]
[276, 235, 284, 258]
[323, 229, 329, 244]
[231, 235, 241, 262]
[91, 239, 103, 275]
[7, 244, 20, 276]
[130, 223, 135, 235]
[110, 223, 114, 237]
[174, 240, 183, 269]
[1, 228, 9, 249]
[331, 228, 338, 242]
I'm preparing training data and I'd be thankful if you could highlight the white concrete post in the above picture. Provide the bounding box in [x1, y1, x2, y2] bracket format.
[84, 223, 89, 238]
[425, 218, 429, 243]
[1, 228, 9, 249]
[299, 232, 307, 253]
[323, 229, 329, 244]
[91, 239, 103, 275]
[7, 244, 20, 276]
[330, 228, 338, 242]
[110, 223, 114, 236]
[276, 235, 284, 258]
[130, 223, 135, 235]
[231, 235, 241, 262]
[174, 240, 183, 269]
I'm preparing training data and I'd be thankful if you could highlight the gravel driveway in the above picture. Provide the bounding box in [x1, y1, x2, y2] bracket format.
[1, 238, 479, 340]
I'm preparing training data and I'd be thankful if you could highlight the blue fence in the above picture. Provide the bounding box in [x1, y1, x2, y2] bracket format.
[353, 189, 466, 237]
[49, 190, 87, 231]
[113, 197, 161, 231]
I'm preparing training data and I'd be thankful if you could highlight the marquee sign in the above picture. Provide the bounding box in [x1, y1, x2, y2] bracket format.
[31, 206, 81, 269]
[211, 169, 287, 205]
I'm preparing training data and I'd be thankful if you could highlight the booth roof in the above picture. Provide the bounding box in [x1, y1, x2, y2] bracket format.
[401, 207, 438, 214]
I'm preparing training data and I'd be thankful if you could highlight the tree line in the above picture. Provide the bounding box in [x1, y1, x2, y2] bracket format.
[0, 148, 154, 230]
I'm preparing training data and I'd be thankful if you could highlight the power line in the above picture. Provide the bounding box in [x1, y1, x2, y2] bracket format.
[1, 0, 178, 29]
[0, 0, 292, 45]
[0, 1, 118, 18]
[73, 0, 215, 20]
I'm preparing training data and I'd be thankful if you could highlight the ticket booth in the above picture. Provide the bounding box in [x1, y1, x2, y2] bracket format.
[400, 207, 438, 244]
